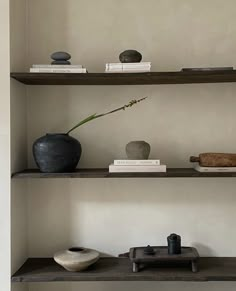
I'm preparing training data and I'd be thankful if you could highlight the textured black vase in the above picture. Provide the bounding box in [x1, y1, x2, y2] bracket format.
[33, 134, 82, 173]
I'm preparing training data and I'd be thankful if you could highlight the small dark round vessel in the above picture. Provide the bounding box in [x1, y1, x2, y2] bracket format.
[143, 245, 155, 255]
[33, 133, 82, 173]
[119, 50, 142, 63]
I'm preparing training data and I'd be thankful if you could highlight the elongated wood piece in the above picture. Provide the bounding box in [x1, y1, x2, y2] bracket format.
[190, 153, 236, 167]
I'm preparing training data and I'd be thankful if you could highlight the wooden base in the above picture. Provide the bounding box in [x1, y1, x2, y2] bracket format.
[133, 262, 139, 273]
[129, 247, 199, 273]
[133, 260, 198, 273]
[192, 260, 198, 273]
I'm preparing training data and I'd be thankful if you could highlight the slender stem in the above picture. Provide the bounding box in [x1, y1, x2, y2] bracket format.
[66, 97, 148, 135]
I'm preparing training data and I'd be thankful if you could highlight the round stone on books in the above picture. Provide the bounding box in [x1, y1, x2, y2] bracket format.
[126, 141, 151, 159]
[51, 60, 71, 65]
[119, 50, 142, 63]
[51, 51, 71, 61]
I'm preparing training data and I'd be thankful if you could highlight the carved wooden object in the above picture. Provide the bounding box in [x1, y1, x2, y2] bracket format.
[190, 153, 236, 167]
[129, 247, 199, 273]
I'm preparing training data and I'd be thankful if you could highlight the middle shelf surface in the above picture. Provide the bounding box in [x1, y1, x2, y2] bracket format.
[12, 168, 236, 178]
[12, 257, 236, 282]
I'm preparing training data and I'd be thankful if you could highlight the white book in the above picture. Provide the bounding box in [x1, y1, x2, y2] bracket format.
[105, 69, 151, 73]
[123, 65, 151, 70]
[109, 164, 166, 173]
[106, 66, 151, 70]
[106, 62, 151, 68]
[194, 164, 236, 172]
[32, 64, 83, 68]
[106, 65, 151, 70]
[114, 160, 160, 166]
[106, 67, 150, 70]
[30, 68, 87, 73]
[106, 67, 151, 71]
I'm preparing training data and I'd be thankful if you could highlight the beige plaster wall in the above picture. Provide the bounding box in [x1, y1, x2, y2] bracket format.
[10, 0, 28, 290]
[13, 0, 236, 290]
[0, 0, 11, 290]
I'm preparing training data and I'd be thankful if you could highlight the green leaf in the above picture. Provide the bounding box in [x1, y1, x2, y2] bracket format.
[67, 113, 97, 134]
[66, 97, 148, 134]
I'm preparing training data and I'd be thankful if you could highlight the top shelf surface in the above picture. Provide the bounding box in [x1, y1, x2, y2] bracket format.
[10, 71, 236, 85]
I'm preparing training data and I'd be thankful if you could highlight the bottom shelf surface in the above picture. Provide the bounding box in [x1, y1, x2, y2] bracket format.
[12, 257, 236, 282]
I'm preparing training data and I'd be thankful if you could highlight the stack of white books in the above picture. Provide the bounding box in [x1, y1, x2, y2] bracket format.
[30, 64, 87, 73]
[109, 159, 166, 173]
[194, 164, 236, 172]
[105, 62, 151, 73]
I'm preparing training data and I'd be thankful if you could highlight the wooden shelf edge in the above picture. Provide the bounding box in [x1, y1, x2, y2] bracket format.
[10, 71, 236, 85]
[11, 168, 236, 179]
[11, 257, 236, 282]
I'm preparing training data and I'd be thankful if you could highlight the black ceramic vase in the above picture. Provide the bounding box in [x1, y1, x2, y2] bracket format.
[33, 134, 82, 173]
[167, 233, 181, 255]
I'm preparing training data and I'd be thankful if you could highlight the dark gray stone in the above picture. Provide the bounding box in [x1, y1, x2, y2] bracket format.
[51, 51, 71, 61]
[119, 50, 142, 63]
[33, 133, 82, 173]
[51, 60, 71, 65]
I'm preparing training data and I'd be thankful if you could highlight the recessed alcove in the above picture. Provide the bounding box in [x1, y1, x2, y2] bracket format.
[10, 1, 236, 291]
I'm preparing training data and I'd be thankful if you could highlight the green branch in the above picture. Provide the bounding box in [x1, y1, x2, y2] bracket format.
[66, 97, 148, 135]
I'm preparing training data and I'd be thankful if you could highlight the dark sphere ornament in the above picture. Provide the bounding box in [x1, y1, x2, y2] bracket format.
[119, 50, 142, 63]
[33, 133, 82, 173]
[51, 60, 71, 65]
[51, 51, 71, 61]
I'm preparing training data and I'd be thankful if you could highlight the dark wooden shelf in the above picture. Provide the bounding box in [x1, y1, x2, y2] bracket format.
[11, 168, 236, 179]
[10, 71, 236, 85]
[12, 257, 236, 282]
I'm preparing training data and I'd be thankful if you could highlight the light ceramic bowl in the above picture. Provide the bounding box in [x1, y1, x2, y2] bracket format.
[54, 247, 100, 272]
